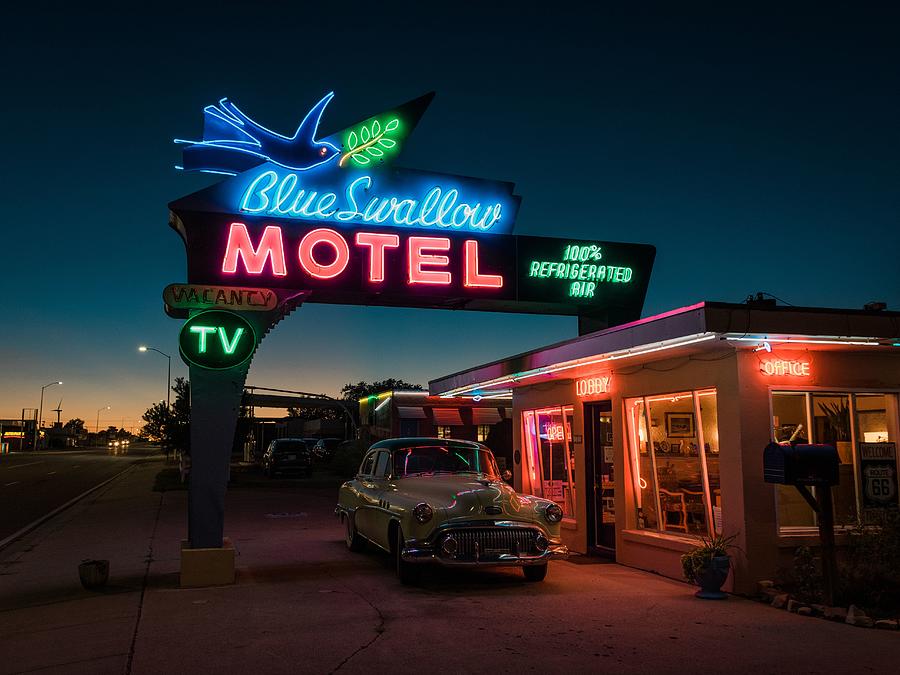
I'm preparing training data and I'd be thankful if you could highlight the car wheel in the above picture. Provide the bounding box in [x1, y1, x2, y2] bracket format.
[522, 563, 548, 582]
[395, 526, 419, 585]
[344, 513, 366, 552]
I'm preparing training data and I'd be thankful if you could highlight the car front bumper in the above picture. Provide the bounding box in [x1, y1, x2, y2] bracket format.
[401, 524, 569, 567]
[401, 544, 568, 566]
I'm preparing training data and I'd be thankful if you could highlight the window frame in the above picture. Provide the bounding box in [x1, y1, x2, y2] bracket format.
[768, 386, 900, 534]
[521, 405, 577, 520]
[625, 388, 720, 538]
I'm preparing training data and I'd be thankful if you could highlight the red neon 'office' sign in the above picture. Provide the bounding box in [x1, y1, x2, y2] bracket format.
[761, 359, 811, 376]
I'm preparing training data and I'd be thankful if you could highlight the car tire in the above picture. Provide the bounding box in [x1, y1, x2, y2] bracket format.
[523, 564, 548, 582]
[344, 513, 366, 552]
[395, 526, 419, 585]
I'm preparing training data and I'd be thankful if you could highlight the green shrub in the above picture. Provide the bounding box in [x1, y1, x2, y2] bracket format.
[331, 440, 367, 478]
[839, 512, 900, 612]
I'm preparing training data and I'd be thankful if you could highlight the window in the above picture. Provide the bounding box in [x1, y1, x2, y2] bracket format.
[477, 424, 491, 442]
[436, 426, 452, 439]
[374, 451, 391, 478]
[772, 391, 899, 532]
[359, 451, 376, 476]
[522, 406, 576, 519]
[626, 390, 721, 536]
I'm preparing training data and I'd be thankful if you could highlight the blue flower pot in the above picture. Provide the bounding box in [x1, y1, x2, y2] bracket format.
[694, 555, 730, 599]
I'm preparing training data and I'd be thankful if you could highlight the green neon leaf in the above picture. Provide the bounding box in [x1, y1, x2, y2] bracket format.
[352, 154, 370, 165]
[347, 131, 358, 150]
[340, 116, 403, 168]
[378, 138, 396, 148]
[372, 119, 381, 136]
[367, 146, 384, 157]
[361, 126, 370, 143]
[385, 118, 399, 132]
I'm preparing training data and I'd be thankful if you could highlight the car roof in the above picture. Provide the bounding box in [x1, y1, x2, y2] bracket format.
[368, 437, 486, 452]
[273, 438, 308, 443]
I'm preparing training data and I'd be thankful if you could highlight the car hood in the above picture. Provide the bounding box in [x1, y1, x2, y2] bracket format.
[392, 474, 547, 522]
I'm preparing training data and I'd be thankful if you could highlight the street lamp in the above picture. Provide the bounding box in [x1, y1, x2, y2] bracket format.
[35, 381, 62, 450]
[139, 346, 172, 410]
[96, 405, 110, 434]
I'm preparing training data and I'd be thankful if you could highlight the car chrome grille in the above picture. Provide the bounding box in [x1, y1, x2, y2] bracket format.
[439, 527, 540, 561]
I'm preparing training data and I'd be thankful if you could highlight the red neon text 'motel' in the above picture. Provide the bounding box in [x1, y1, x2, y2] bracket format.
[222, 223, 287, 276]
[297, 228, 350, 279]
[355, 232, 400, 283]
[408, 236, 452, 285]
[463, 240, 503, 288]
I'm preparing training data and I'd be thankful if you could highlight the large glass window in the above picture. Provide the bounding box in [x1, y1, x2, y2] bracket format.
[626, 390, 720, 537]
[771, 391, 899, 532]
[522, 406, 576, 519]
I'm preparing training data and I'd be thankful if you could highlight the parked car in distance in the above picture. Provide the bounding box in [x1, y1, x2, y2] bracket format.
[336, 438, 568, 584]
[312, 437, 342, 461]
[262, 438, 313, 477]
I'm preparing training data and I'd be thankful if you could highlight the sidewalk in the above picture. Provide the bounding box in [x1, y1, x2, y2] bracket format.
[2, 462, 898, 674]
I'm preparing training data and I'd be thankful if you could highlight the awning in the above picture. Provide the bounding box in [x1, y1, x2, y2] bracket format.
[397, 406, 427, 420]
[472, 408, 502, 425]
[432, 408, 464, 425]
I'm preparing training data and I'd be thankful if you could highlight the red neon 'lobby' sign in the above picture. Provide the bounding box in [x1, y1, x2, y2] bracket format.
[221, 223, 504, 288]
[761, 359, 811, 376]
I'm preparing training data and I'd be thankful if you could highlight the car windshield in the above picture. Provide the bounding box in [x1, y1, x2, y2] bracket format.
[274, 441, 307, 453]
[393, 445, 500, 478]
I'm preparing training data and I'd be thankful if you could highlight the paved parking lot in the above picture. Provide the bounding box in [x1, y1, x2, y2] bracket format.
[1, 462, 898, 674]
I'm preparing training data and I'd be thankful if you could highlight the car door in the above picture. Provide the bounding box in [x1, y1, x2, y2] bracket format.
[368, 451, 395, 550]
[354, 451, 380, 536]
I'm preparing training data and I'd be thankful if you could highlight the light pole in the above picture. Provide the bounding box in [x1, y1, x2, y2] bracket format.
[96, 405, 110, 434]
[35, 381, 62, 450]
[139, 346, 172, 410]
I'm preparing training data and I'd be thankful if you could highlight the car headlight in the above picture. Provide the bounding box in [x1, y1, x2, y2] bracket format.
[544, 503, 563, 523]
[413, 502, 433, 524]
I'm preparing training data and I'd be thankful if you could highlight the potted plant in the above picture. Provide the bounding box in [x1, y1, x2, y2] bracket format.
[681, 533, 737, 599]
[818, 400, 852, 464]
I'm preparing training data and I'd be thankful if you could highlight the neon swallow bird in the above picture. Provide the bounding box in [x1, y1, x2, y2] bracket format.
[176, 93, 339, 175]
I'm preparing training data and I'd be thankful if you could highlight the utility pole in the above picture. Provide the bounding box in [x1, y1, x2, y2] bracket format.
[35, 381, 61, 451]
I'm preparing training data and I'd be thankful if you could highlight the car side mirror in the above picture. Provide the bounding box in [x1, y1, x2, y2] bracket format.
[502, 469, 513, 482]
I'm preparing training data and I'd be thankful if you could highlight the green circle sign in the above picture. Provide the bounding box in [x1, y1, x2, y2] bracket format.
[179, 310, 257, 370]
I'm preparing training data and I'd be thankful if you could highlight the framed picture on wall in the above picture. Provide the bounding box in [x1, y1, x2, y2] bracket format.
[665, 412, 695, 438]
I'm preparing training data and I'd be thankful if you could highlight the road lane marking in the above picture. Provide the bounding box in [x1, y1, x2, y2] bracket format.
[47, 471, 57, 476]
[0, 465, 136, 552]
[2, 461, 44, 470]
[4, 482, 19, 487]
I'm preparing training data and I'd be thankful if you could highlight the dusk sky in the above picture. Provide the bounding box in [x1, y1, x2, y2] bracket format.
[3, 2, 899, 430]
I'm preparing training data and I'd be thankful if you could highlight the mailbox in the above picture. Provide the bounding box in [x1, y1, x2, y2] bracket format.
[764, 443, 839, 486]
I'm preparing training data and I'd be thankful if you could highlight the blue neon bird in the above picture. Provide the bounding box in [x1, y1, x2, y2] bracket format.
[176, 92, 340, 175]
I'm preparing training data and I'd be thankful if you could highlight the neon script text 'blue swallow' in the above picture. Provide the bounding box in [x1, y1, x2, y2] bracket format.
[239, 171, 503, 232]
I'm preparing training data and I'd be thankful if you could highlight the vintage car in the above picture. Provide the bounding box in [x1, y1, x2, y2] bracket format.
[336, 438, 568, 583]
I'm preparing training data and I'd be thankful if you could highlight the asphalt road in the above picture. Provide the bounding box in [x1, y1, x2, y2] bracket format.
[0, 446, 157, 543]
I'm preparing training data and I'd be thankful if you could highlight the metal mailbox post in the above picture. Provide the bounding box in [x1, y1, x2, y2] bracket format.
[764, 442, 840, 605]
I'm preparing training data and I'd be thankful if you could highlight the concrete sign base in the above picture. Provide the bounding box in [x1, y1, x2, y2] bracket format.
[180, 537, 235, 587]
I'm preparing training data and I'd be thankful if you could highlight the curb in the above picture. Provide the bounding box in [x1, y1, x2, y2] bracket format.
[0, 464, 137, 552]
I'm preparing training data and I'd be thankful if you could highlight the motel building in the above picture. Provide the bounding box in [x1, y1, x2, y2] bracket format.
[429, 301, 900, 594]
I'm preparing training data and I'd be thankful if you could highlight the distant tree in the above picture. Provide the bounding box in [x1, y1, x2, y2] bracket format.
[140, 377, 191, 458]
[339, 379, 424, 402]
[64, 418, 86, 435]
[287, 405, 341, 421]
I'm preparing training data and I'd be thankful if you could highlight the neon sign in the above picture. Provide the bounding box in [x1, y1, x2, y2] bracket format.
[517, 239, 638, 302]
[761, 359, 811, 376]
[575, 376, 612, 397]
[544, 423, 566, 441]
[238, 171, 504, 232]
[179, 310, 256, 370]
[176, 94, 339, 175]
[220, 223, 506, 289]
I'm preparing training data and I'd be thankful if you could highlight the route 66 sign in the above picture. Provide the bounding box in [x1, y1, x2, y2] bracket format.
[860, 443, 898, 509]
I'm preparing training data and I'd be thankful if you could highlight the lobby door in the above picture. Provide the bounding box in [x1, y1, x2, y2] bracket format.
[586, 401, 616, 554]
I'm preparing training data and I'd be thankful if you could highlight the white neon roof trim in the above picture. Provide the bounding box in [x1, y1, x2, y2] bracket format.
[724, 336, 883, 346]
[439, 333, 718, 397]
